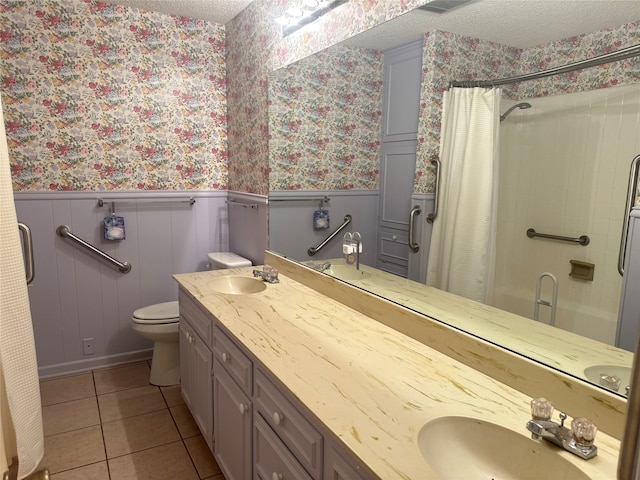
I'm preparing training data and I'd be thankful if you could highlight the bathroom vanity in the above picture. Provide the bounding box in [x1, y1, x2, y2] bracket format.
[174, 265, 621, 479]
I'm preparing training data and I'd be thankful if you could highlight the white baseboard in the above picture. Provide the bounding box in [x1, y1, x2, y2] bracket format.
[38, 349, 153, 379]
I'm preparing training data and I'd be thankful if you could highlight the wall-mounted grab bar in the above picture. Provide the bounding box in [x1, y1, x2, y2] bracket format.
[18, 222, 35, 285]
[534, 272, 558, 327]
[618, 154, 640, 276]
[426, 158, 440, 224]
[408, 206, 421, 252]
[97, 196, 195, 207]
[526, 228, 590, 246]
[56, 225, 132, 273]
[308, 214, 352, 257]
[227, 199, 259, 210]
[269, 196, 330, 204]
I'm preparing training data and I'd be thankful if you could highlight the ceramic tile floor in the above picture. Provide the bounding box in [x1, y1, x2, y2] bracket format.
[38, 361, 226, 480]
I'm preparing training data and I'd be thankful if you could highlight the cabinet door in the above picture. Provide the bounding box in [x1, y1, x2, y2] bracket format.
[214, 361, 252, 480]
[324, 444, 371, 480]
[254, 413, 313, 480]
[378, 141, 417, 232]
[192, 330, 213, 451]
[179, 323, 193, 411]
[381, 40, 423, 143]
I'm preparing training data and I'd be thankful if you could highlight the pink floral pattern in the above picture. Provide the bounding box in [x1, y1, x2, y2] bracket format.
[1, 0, 227, 191]
[414, 22, 640, 194]
[268, 45, 382, 190]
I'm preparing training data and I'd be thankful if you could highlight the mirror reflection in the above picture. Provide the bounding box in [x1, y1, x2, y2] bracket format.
[268, 2, 640, 397]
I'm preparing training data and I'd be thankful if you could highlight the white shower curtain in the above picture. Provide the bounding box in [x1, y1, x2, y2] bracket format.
[0, 96, 44, 477]
[427, 87, 501, 303]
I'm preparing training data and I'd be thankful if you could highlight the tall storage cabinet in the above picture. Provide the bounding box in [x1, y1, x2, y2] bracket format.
[377, 40, 423, 278]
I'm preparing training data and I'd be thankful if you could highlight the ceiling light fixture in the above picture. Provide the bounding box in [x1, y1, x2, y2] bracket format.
[276, 0, 348, 37]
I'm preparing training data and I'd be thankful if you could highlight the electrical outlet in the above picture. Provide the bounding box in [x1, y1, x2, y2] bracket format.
[82, 338, 95, 356]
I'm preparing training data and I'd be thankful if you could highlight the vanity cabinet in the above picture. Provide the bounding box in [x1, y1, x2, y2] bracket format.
[213, 360, 253, 480]
[324, 442, 371, 480]
[179, 292, 213, 450]
[178, 287, 374, 480]
[254, 368, 323, 479]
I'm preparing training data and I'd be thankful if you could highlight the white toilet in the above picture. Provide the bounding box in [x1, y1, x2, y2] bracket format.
[132, 252, 252, 386]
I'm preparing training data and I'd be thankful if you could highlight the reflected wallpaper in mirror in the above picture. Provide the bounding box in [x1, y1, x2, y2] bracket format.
[268, 4, 640, 397]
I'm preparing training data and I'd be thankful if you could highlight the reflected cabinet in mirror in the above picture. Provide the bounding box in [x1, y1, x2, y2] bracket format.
[267, 0, 640, 398]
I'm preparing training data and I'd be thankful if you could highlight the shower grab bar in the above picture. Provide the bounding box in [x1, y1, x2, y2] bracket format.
[18, 222, 35, 285]
[56, 225, 132, 274]
[526, 228, 590, 246]
[408, 206, 421, 252]
[534, 272, 558, 327]
[618, 154, 640, 276]
[308, 214, 352, 256]
[426, 158, 440, 223]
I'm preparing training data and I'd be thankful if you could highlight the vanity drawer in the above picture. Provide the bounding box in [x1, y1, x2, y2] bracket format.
[213, 324, 253, 394]
[179, 289, 212, 347]
[254, 413, 313, 480]
[255, 369, 323, 479]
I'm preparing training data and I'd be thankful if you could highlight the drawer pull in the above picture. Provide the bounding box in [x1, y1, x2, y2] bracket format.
[271, 473, 283, 480]
[272, 411, 284, 425]
[238, 403, 247, 415]
[221, 352, 229, 363]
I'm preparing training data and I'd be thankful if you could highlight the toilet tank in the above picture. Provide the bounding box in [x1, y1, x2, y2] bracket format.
[207, 252, 252, 270]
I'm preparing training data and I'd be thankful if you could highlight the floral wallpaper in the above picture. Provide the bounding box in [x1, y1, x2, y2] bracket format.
[268, 44, 383, 191]
[229, 0, 640, 194]
[0, 0, 227, 191]
[226, 0, 427, 195]
[414, 21, 640, 194]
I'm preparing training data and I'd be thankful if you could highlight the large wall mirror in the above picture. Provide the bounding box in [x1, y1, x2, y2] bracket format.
[267, 0, 640, 399]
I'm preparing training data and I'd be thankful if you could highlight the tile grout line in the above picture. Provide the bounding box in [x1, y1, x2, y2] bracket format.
[92, 367, 113, 480]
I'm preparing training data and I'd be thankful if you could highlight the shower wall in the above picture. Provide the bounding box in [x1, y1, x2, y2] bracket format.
[495, 83, 640, 344]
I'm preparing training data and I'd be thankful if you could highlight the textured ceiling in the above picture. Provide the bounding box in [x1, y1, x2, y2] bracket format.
[344, 0, 640, 50]
[103, 0, 640, 50]
[101, 0, 253, 24]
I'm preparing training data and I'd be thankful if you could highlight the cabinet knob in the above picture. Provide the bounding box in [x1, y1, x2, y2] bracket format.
[221, 352, 229, 363]
[238, 403, 247, 415]
[273, 412, 284, 426]
[271, 473, 283, 480]
[392, 235, 397, 241]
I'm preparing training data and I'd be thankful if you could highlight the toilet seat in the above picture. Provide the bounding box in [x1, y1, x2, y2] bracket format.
[132, 301, 179, 325]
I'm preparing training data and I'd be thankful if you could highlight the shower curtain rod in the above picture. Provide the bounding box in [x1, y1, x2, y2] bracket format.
[450, 43, 640, 88]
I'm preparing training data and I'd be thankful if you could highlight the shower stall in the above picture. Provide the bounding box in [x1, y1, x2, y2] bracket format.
[492, 83, 640, 344]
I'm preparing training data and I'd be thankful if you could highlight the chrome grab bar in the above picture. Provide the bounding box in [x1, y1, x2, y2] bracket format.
[18, 222, 35, 285]
[426, 158, 440, 224]
[534, 272, 558, 327]
[526, 228, 590, 246]
[56, 225, 132, 273]
[618, 154, 640, 275]
[308, 214, 352, 256]
[408, 206, 421, 252]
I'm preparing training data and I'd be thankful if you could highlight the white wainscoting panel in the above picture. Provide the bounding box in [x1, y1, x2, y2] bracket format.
[14, 191, 232, 377]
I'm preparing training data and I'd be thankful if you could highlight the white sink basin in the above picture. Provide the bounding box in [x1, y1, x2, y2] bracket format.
[418, 416, 590, 480]
[327, 265, 371, 281]
[584, 364, 632, 391]
[208, 276, 267, 295]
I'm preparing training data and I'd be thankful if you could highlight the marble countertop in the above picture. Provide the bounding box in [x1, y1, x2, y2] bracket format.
[174, 267, 620, 479]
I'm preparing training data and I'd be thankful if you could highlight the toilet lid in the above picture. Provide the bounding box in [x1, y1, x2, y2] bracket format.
[133, 301, 179, 324]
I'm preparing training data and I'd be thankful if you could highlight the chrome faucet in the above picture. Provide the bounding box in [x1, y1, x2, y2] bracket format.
[526, 398, 597, 460]
[253, 265, 279, 284]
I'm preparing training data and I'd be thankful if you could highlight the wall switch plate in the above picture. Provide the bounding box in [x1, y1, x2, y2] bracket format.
[82, 338, 95, 356]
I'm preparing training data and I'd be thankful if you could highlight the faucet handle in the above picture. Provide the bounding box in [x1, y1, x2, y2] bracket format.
[531, 397, 554, 421]
[571, 417, 597, 447]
